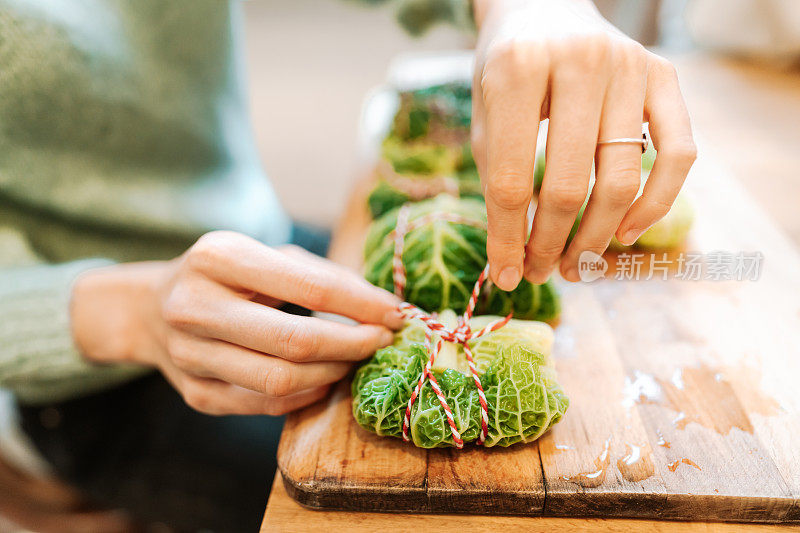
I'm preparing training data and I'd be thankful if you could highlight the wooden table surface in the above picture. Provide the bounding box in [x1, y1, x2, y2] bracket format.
[262, 52, 800, 532]
[674, 53, 800, 247]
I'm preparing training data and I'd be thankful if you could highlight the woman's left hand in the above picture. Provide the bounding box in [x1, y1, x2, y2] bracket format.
[471, 0, 697, 287]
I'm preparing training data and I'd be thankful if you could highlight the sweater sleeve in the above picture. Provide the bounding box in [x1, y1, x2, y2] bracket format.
[358, 0, 475, 35]
[0, 259, 151, 406]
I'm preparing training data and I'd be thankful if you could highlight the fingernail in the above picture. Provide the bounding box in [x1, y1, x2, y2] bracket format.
[524, 263, 551, 285]
[620, 229, 642, 246]
[497, 266, 522, 291]
[383, 309, 405, 330]
[380, 328, 395, 346]
[563, 267, 579, 282]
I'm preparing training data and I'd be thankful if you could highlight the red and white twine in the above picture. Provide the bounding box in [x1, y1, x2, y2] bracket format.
[378, 160, 460, 201]
[389, 204, 511, 447]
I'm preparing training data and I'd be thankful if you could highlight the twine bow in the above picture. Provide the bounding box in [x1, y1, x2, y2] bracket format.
[388, 204, 512, 448]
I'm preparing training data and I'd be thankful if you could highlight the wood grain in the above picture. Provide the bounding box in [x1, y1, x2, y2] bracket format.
[263, 472, 799, 533]
[276, 54, 800, 523]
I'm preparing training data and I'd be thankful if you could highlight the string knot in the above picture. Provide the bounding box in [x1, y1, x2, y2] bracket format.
[389, 203, 512, 447]
[450, 319, 472, 344]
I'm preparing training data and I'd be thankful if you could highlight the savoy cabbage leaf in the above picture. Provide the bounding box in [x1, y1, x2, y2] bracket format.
[367, 82, 481, 218]
[380, 82, 472, 177]
[352, 312, 569, 448]
[364, 194, 560, 321]
[366, 163, 482, 219]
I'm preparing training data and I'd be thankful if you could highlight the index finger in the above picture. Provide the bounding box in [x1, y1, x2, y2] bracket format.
[191, 232, 403, 329]
[481, 45, 548, 290]
[176, 293, 395, 363]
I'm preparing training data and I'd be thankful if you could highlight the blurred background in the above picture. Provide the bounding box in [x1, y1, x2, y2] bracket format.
[244, 0, 800, 245]
[244, 0, 468, 228]
[2, 0, 800, 530]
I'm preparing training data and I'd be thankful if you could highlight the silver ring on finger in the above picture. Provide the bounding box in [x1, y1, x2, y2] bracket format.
[597, 132, 648, 153]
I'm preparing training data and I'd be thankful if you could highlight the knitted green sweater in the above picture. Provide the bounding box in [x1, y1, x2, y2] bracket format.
[0, 0, 472, 405]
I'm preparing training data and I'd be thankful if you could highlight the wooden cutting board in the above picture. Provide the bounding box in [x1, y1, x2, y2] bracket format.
[277, 56, 800, 524]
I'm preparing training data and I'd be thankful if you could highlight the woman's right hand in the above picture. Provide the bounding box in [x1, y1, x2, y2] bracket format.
[70, 231, 404, 416]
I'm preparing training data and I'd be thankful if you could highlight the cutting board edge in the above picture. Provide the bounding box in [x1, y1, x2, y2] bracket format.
[279, 468, 547, 515]
[279, 467, 428, 513]
[279, 469, 800, 524]
[544, 489, 800, 523]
